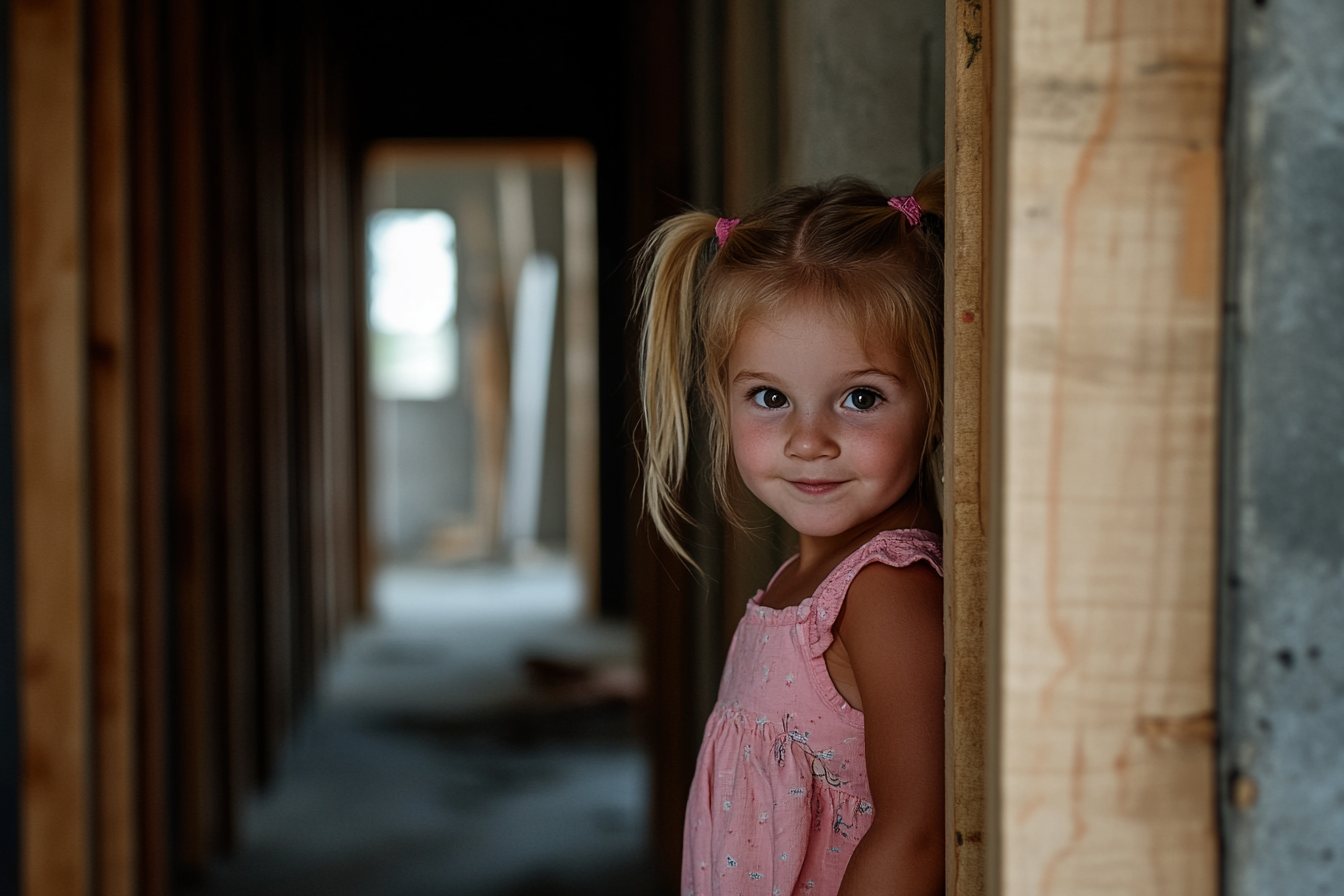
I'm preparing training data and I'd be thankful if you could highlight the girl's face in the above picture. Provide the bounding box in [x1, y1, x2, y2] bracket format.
[727, 302, 928, 541]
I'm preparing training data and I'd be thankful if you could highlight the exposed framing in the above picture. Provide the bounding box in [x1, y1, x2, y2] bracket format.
[980, 0, 1226, 892]
[944, 0, 992, 891]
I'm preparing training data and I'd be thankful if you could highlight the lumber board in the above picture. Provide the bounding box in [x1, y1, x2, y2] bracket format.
[167, 0, 222, 868]
[944, 0, 991, 893]
[11, 0, 92, 892]
[207, 0, 262, 843]
[129, 0, 174, 890]
[253, 27, 296, 777]
[88, 0, 140, 892]
[988, 1, 1224, 893]
[562, 148, 602, 611]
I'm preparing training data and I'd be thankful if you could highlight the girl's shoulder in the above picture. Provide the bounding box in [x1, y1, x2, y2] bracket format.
[840, 528, 943, 580]
[802, 529, 943, 654]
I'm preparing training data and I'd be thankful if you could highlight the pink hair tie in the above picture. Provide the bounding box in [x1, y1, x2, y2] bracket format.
[715, 217, 740, 246]
[888, 196, 922, 227]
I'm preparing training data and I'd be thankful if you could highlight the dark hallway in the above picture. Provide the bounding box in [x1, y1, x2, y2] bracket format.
[8, 0, 959, 891]
[17, 1, 1335, 896]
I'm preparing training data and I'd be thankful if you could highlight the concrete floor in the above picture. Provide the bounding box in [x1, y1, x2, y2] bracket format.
[203, 561, 657, 896]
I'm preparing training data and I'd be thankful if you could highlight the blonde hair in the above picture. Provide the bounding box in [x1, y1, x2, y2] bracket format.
[637, 169, 946, 561]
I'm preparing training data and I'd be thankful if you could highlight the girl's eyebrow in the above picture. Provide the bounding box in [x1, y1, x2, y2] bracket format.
[844, 367, 902, 381]
[732, 369, 776, 383]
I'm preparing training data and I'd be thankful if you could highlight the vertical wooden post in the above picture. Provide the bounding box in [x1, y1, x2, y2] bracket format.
[561, 147, 602, 611]
[944, 0, 990, 892]
[11, 0, 92, 892]
[167, 0, 222, 869]
[129, 0, 175, 890]
[88, 0, 140, 892]
[987, 1, 1225, 893]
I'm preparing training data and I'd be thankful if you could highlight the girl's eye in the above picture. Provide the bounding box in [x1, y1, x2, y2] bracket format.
[842, 388, 881, 411]
[751, 388, 788, 409]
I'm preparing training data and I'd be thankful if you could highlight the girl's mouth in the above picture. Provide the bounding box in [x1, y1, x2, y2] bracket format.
[789, 479, 844, 496]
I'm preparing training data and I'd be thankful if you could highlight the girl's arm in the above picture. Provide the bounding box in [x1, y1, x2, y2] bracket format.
[834, 560, 945, 896]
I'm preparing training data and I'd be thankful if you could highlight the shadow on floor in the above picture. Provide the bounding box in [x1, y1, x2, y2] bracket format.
[202, 563, 658, 896]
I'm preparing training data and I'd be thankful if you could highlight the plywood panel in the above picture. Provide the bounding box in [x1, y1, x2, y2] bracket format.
[88, 0, 140, 892]
[10, 0, 92, 892]
[988, 1, 1224, 893]
[943, 0, 991, 893]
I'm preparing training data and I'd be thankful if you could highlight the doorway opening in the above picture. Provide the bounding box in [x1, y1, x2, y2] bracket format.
[203, 141, 653, 895]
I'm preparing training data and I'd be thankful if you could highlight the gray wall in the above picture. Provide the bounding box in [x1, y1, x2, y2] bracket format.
[1221, 1, 1344, 892]
[781, 0, 944, 189]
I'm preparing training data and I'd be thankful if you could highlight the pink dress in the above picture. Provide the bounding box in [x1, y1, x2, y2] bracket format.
[680, 529, 943, 896]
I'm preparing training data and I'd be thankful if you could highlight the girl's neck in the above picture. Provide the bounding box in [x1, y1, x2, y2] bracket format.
[794, 489, 939, 578]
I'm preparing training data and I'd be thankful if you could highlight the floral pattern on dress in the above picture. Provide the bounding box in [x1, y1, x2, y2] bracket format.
[680, 529, 944, 896]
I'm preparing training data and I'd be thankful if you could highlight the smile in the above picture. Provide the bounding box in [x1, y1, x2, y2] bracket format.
[788, 479, 846, 496]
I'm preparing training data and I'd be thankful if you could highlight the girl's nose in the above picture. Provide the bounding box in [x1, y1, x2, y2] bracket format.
[785, 413, 839, 460]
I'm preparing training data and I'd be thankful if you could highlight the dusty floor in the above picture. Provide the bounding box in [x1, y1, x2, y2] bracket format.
[202, 562, 658, 896]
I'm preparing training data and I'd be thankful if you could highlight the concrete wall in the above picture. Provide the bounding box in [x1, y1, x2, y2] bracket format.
[1221, 1, 1344, 891]
[781, 0, 944, 189]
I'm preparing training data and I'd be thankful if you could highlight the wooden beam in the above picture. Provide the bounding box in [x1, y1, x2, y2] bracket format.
[128, 0, 174, 890]
[88, 0, 140, 892]
[987, 1, 1224, 893]
[561, 147, 602, 612]
[167, 0, 222, 869]
[11, 0, 92, 892]
[944, 0, 991, 893]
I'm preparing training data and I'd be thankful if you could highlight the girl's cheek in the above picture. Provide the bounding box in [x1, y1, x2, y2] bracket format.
[730, 418, 776, 467]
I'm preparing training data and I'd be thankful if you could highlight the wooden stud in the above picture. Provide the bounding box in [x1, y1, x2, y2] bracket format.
[987, 1, 1224, 893]
[88, 0, 141, 892]
[11, 0, 92, 892]
[944, 0, 991, 893]
[129, 0, 175, 890]
[561, 147, 602, 612]
[167, 0, 222, 869]
[253, 12, 297, 780]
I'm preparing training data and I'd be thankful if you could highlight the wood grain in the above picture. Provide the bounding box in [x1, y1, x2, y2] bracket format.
[944, 0, 991, 893]
[88, 0, 140, 891]
[11, 0, 92, 892]
[988, 1, 1224, 892]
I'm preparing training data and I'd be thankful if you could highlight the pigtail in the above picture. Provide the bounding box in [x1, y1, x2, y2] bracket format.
[908, 166, 946, 249]
[636, 211, 719, 562]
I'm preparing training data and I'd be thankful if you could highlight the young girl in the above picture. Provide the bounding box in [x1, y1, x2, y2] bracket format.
[638, 170, 946, 896]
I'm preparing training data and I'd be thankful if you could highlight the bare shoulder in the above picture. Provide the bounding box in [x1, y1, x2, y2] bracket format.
[840, 559, 943, 632]
[834, 560, 943, 700]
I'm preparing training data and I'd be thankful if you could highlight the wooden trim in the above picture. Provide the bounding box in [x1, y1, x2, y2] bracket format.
[11, 0, 93, 892]
[986, 1, 1225, 892]
[88, 0, 140, 892]
[365, 139, 596, 170]
[944, 0, 991, 893]
[561, 147, 602, 612]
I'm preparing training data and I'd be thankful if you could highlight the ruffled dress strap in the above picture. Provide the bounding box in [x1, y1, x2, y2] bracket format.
[802, 528, 944, 662]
